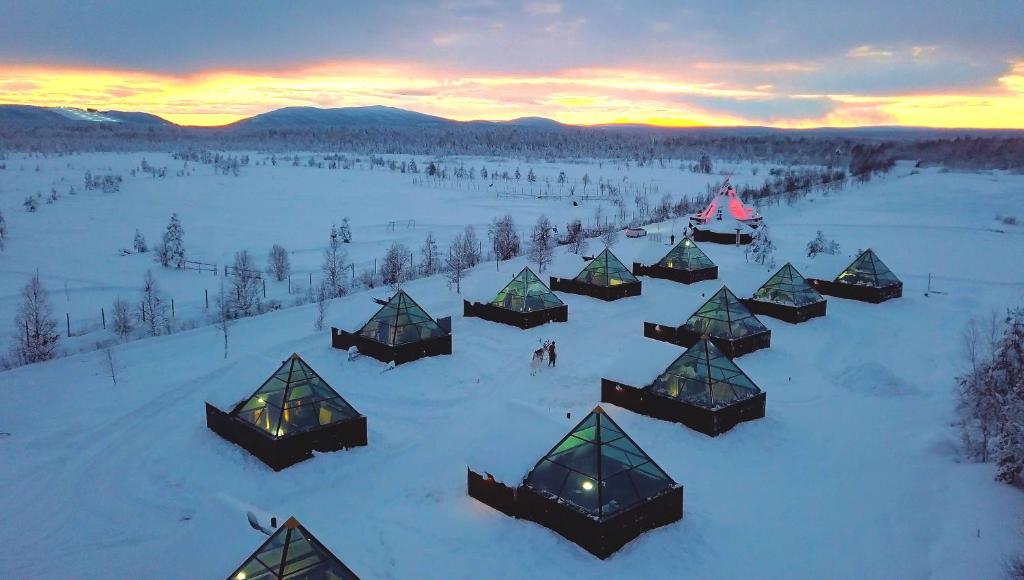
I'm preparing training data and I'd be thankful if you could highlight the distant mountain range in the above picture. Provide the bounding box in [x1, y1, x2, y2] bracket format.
[0, 103, 1019, 136]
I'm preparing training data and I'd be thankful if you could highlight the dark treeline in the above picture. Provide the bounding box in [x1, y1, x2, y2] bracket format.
[1, 123, 1022, 170]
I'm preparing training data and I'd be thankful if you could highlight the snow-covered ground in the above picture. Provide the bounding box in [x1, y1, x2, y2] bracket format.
[1, 157, 1024, 578]
[0, 152, 773, 356]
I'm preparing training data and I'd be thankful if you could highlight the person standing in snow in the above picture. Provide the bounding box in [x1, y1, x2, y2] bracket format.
[548, 341, 557, 367]
[670, 233, 675, 246]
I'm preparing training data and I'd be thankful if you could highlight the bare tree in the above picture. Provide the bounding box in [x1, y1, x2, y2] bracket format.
[100, 346, 119, 385]
[322, 225, 348, 298]
[215, 282, 231, 359]
[420, 231, 440, 276]
[139, 270, 168, 336]
[381, 242, 412, 290]
[444, 233, 471, 293]
[314, 280, 329, 331]
[527, 215, 555, 272]
[111, 297, 133, 341]
[600, 224, 619, 249]
[0, 210, 7, 252]
[228, 250, 262, 317]
[463, 225, 482, 267]
[565, 219, 587, 255]
[267, 244, 290, 281]
[11, 272, 59, 365]
[488, 214, 520, 261]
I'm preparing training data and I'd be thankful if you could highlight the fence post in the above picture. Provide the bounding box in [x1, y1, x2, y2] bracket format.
[171, 298, 175, 318]
[205, 289, 209, 309]
[263, 279, 266, 298]
[101, 307, 106, 330]
[66, 313, 71, 337]
[288, 275, 292, 295]
[309, 272, 312, 287]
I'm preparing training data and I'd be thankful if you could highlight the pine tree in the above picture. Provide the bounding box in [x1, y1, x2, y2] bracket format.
[161, 213, 185, 268]
[133, 229, 147, 253]
[11, 273, 59, 365]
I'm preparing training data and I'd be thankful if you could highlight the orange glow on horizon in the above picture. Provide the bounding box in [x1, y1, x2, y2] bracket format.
[0, 61, 1022, 129]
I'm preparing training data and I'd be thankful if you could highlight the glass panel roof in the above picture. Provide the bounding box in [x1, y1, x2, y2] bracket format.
[491, 267, 564, 312]
[647, 338, 762, 410]
[358, 290, 447, 346]
[573, 248, 639, 287]
[751, 262, 824, 307]
[835, 249, 901, 287]
[229, 517, 359, 580]
[682, 286, 768, 340]
[233, 355, 360, 439]
[656, 237, 715, 271]
[524, 407, 675, 520]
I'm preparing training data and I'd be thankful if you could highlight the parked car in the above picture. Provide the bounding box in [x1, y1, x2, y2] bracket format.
[625, 227, 648, 238]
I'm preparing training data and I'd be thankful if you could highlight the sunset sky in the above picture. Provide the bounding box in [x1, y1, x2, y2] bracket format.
[1, 0, 1022, 128]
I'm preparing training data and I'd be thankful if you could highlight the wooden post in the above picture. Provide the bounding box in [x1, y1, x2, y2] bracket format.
[171, 299, 175, 318]
[288, 275, 292, 295]
[263, 279, 266, 298]
[66, 313, 71, 337]
[205, 288, 209, 309]
[101, 307, 106, 329]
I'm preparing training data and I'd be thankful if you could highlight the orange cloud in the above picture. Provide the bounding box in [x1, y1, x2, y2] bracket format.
[0, 60, 1021, 128]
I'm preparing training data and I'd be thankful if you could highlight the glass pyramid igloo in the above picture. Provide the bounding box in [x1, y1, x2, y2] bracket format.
[682, 286, 769, 340]
[492, 267, 564, 312]
[648, 338, 762, 410]
[657, 237, 715, 271]
[228, 516, 359, 579]
[358, 290, 447, 346]
[835, 249, 901, 288]
[233, 354, 361, 439]
[524, 406, 677, 519]
[752, 262, 824, 307]
[573, 248, 639, 287]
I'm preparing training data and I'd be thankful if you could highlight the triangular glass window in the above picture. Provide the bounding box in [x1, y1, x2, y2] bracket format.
[358, 290, 447, 346]
[492, 267, 564, 312]
[657, 237, 715, 271]
[229, 517, 359, 579]
[682, 287, 768, 339]
[835, 249, 901, 287]
[234, 355, 361, 439]
[524, 407, 676, 519]
[573, 248, 638, 287]
[752, 263, 824, 307]
[648, 338, 762, 410]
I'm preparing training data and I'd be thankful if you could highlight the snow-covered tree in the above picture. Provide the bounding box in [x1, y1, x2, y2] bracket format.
[463, 225, 482, 267]
[420, 231, 440, 276]
[11, 273, 59, 365]
[489, 214, 520, 261]
[159, 213, 185, 268]
[228, 250, 262, 317]
[527, 215, 555, 273]
[314, 281, 329, 331]
[381, 242, 412, 290]
[565, 218, 587, 255]
[600, 224, 619, 249]
[215, 282, 231, 359]
[111, 297, 133, 341]
[322, 225, 348, 298]
[139, 270, 169, 336]
[444, 232, 472, 293]
[0, 210, 7, 251]
[746, 226, 776, 267]
[133, 229, 148, 253]
[267, 244, 290, 281]
[339, 217, 352, 243]
[806, 230, 841, 258]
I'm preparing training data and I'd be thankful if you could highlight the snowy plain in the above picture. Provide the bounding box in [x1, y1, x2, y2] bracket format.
[1, 156, 1024, 578]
